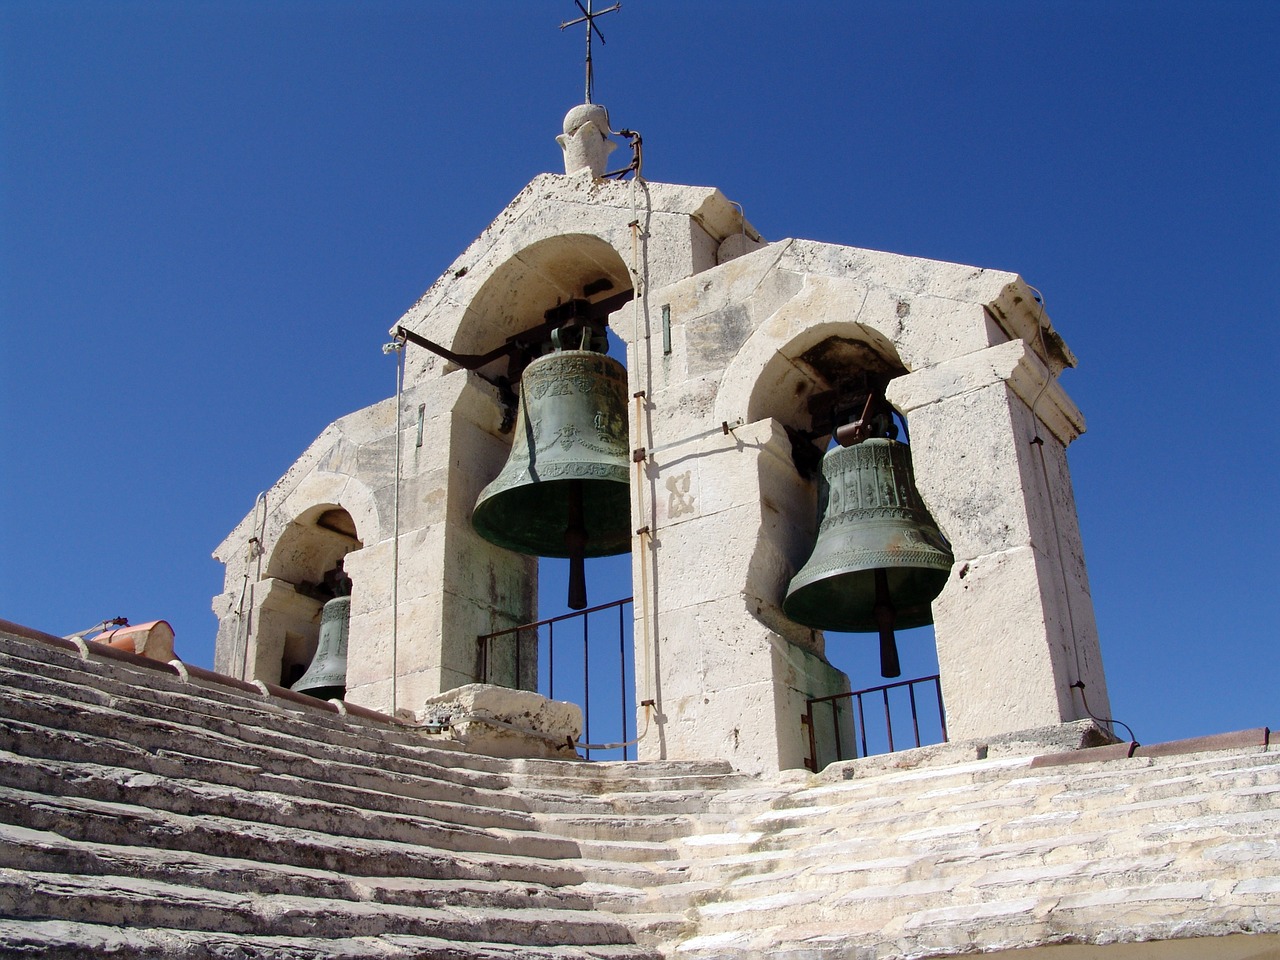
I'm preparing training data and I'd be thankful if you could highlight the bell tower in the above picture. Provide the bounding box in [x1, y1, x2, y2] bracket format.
[213, 26, 1108, 771]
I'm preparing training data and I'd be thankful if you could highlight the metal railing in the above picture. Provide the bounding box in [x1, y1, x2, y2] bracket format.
[478, 597, 634, 760]
[803, 674, 947, 771]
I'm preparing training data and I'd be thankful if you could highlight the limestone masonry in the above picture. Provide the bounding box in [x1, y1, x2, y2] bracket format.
[4, 105, 1274, 957]
[1, 621, 1276, 957]
[212, 110, 1106, 776]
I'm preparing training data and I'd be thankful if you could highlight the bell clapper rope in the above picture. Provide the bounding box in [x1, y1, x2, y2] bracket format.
[383, 335, 407, 716]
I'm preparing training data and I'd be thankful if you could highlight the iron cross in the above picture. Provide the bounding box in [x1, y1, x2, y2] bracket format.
[560, 0, 621, 104]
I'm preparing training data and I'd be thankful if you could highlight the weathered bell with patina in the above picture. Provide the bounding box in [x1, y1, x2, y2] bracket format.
[783, 438, 953, 677]
[291, 594, 350, 701]
[471, 333, 631, 608]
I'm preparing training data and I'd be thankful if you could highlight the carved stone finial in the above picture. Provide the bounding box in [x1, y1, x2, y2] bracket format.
[557, 102, 617, 178]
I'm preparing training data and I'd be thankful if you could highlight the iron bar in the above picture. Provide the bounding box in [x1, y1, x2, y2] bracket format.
[832, 699, 844, 762]
[476, 596, 634, 760]
[618, 602, 628, 760]
[936, 680, 948, 743]
[882, 687, 894, 753]
[858, 694, 869, 759]
[804, 675, 946, 767]
[908, 683, 921, 747]
[803, 710, 817, 773]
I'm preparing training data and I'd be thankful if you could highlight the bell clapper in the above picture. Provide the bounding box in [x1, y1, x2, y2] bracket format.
[873, 567, 902, 679]
[565, 479, 589, 610]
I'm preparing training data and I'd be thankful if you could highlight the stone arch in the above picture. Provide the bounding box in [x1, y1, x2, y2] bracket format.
[714, 275, 909, 434]
[249, 472, 378, 689]
[418, 235, 637, 693]
[451, 233, 634, 365]
[714, 285, 951, 692]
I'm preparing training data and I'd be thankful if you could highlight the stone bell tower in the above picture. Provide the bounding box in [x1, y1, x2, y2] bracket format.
[212, 99, 1109, 775]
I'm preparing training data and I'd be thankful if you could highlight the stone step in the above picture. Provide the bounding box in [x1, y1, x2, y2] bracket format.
[0, 658, 520, 794]
[0, 866, 648, 947]
[574, 877, 718, 917]
[0, 709, 539, 833]
[0, 820, 695, 948]
[0, 821, 597, 914]
[540, 812, 706, 843]
[0, 785, 584, 888]
[513, 756, 738, 782]
[0, 632, 728, 800]
[524, 787, 744, 817]
[0, 747, 580, 863]
[0, 704, 745, 866]
[0, 716, 540, 839]
[0, 918, 665, 960]
[0, 649, 748, 808]
[521, 772, 750, 798]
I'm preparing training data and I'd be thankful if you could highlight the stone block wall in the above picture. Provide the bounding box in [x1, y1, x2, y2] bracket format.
[213, 171, 1108, 774]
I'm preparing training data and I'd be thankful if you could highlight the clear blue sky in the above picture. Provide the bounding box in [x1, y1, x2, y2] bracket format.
[2, 1, 1276, 747]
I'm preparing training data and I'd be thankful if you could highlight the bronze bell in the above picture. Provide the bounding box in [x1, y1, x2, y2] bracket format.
[783, 437, 953, 678]
[291, 594, 350, 701]
[471, 327, 631, 609]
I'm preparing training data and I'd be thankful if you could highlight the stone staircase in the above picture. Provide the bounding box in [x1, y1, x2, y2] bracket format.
[670, 735, 1280, 958]
[2, 619, 1277, 960]
[0, 623, 749, 959]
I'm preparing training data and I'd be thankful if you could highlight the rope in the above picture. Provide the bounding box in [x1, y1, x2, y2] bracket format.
[626, 149, 656, 711]
[385, 337, 407, 716]
[236, 490, 268, 679]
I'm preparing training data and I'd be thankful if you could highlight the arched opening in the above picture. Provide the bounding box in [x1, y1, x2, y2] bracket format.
[462, 235, 637, 752]
[748, 329, 951, 755]
[261, 505, 362, 690]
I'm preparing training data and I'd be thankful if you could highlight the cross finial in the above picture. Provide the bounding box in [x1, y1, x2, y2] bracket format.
[560, 0, 621, 104]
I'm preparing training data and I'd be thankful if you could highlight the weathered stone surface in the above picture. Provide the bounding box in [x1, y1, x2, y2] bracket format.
[3, 626, 1279, 959]
[417, 683, 583, 760]
[209, 156, 1107, 800]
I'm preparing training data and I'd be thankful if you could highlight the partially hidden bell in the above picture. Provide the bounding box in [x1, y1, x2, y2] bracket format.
[783, 438, 953, 678]
[291, 594, 350, 701]
[471, 327, 631, 609]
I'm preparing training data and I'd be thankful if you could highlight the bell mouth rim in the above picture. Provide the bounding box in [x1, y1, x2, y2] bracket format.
[472, 474, 633, 559]
[782, 562, 951, 634]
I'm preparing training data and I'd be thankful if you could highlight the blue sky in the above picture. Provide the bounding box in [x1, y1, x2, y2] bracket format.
[2, 1, 1276, 748]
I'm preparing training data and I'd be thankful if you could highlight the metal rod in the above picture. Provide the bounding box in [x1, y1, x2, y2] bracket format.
[804, 707, 817, 772]
[477, 596, 632, 638]
[849, 697, 860, 762]
[882, 688, 894, 754]
[935, 677, 948, 743]
[583, 613, 591, 760]
[565, 480, 588, 610]
[807, 674, 941, 707]
[831, 699, 843, 762]
[514, 626, 522, 690]
[619, 602, 628, 761]
[909, 682, 922, 747]
[548, 621, 555, 701]
[857, 694, 869, 759]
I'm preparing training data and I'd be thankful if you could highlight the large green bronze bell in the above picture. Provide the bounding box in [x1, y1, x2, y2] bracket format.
[291, 594, 350, 701]
[783, 437, 953, 678]
[471, 328, 631, 609]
